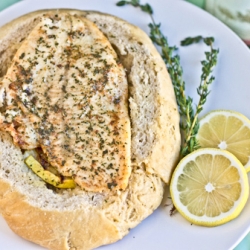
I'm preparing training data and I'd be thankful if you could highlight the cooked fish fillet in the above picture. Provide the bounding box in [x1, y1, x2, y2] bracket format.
[0, 13, 131, 192]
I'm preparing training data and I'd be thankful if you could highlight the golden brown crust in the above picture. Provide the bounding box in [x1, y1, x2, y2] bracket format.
[0, 180, 121, 250]
[0, 9, 180, 250]
[0, 131, 165, 249]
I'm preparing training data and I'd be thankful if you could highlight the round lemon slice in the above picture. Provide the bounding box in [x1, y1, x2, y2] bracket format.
[170, 148, 249, 226]
[197, 110, 250, 171]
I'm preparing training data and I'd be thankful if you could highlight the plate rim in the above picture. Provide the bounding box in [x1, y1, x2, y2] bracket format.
[0, 0, 250, 250]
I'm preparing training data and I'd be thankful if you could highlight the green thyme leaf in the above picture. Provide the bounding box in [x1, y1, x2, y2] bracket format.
[180, 36, 203, 46]
[116, 1, 127, 6]
[140, 3, 153, 14]
[116, 0, 219, 215]
[116, 1, 219, 158]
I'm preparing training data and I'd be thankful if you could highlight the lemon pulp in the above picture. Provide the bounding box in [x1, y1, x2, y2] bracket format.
[170, 148, 249, 226]
[197, 110, 250, 171]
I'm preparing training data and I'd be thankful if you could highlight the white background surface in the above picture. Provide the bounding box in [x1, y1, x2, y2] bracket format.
[0, 0, 250, 249]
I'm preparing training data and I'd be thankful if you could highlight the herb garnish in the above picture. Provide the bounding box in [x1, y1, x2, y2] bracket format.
[116, 0, 219, 214]
[116, 0, 219, 158]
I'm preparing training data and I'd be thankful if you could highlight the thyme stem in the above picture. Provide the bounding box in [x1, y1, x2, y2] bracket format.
[116, 0, 219, 159]
[116, 1, 219, 215]
[180, 36, 219, 157]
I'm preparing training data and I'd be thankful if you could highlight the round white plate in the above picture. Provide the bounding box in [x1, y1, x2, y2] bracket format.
[1, 0, 250, 249]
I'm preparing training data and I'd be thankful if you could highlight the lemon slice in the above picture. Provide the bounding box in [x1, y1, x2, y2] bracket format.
[170, 148, 249, 226]
[197, 110, 250, 171]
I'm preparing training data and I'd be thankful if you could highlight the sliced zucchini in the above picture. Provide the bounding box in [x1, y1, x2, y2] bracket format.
[25, 155, 76, 189]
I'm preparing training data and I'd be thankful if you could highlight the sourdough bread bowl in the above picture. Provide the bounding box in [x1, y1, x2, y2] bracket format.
[0, 9, 181, 250]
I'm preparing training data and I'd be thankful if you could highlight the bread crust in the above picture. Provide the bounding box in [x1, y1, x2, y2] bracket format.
[0, 180, 120, 250]
[83, 12, 180, 183]
[0, 10, 180, 250]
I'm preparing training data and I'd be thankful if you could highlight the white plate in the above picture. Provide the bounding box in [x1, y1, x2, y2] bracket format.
[1, 0, 250, 249]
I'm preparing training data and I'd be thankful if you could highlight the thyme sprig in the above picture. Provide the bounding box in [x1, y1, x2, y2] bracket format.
[116, 0, 219, 158]
[180, 36, 219, 156]
[116, 0, 153, 14]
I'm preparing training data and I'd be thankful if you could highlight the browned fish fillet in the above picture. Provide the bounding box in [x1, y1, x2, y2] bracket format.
[0, 13, 131, 192]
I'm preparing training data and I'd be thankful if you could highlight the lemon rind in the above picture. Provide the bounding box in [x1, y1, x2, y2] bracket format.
[170, 148, 249, 227]
[197, 109, 250, 170]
